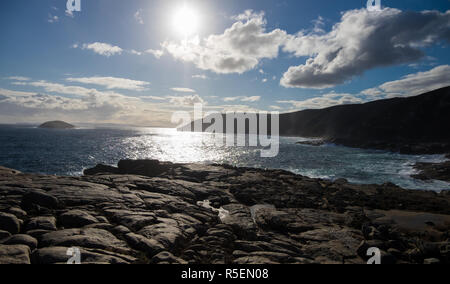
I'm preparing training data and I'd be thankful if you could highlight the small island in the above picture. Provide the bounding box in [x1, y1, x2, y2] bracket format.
[39, 121, 75, 129]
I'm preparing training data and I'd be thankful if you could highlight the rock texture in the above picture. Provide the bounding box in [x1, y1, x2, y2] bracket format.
[413, 159, 450, 183]
[0, 160, 449, 264]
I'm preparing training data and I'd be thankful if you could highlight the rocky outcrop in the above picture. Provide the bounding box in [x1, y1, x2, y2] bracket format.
[413, 160, 450, 183]
[39, 121, 74, 129]
[0, 160, 449, 264]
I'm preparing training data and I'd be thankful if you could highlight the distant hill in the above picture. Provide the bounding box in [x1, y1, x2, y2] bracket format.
[179, 86, 450, 154]
[39, 121, 75, 129]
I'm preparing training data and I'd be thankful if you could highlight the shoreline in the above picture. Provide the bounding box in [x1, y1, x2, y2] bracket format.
[1, 160, 450, 264]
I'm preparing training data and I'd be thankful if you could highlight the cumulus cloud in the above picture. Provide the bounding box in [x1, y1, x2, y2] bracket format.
[1, 92, 88, 110]
[281, 8, 450, 89]
[163, 10, 287, 74]
[66, 76, 150, 91]
[0, 88, 35, 97]
[145, 49, 164, 59]
[277, 65, 450, 111]
[80, 42, 123, 57]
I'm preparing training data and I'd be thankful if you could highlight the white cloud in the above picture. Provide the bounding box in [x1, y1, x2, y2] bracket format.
[262, 78, 268, 83]
[169, 94, 205, 106]
[48, 14, 59, 23]
[278, 93, 364, 110]
[0, 88, 35, 97]
[129, 49, 163, 59]
[171, 87, 196, 93]
[277, 65, 450, 111]
[241, 96, 261, 102]
[363, 65, 450, 98]
[163, 10, 287, 74]
[130, 49, 142, 56]
[135, 9, 144, 25]
[223, 97, 240, 102]
[192, 74, 208, 80]
[5, 76, 30, 81]
[145, 49, 164, 59]
[66, 76, 150, 91]
[21, 81, 119, 98]
[281, 8, 450, 89]
[80, 42, 123, 57]
[223, 96, 261, 102]
[140, 96, 168, 101]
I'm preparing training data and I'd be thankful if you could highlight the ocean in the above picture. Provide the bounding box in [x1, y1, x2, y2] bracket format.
[0, 125, 449, 191]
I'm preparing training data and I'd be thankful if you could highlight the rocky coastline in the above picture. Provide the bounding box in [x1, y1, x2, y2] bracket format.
[412, 154, 450, 183]
[1, 160, 449, 264]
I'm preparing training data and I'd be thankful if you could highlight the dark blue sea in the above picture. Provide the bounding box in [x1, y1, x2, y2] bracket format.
[0, 125, 449, 191]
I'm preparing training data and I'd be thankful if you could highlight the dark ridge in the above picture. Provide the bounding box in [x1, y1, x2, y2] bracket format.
[179, 86, 450, 154]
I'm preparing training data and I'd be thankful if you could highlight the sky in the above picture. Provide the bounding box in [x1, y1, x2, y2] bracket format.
[0, 0, 449, 127]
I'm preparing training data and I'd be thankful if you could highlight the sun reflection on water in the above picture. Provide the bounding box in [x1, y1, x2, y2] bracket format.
[122, 128, 252, 164]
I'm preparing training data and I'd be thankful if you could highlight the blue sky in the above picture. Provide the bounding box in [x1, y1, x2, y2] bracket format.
[0, 0, 449, 126]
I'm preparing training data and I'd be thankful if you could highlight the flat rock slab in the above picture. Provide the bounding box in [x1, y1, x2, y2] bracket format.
[40, 228, 130, 254]
[59, 210, 99, 228]
[0, 245, 31, 264]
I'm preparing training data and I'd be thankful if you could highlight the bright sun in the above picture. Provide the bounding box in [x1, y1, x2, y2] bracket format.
[172, 4, 199, 37]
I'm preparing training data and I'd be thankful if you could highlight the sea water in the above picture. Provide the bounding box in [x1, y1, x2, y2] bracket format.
[0, 125, 448, 191]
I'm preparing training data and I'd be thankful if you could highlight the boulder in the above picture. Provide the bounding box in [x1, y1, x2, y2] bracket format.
[26, 216, 57, 231]
[8, 207, 27, 219]
[0, 245, 31, 264]
[4, 234, 38, 250]
[83, 164, 120, 176]
[0, 212, 21, 234]
[0, 230, 12, 241]
[22, 190, 59, 209]
[117, 160, 171, 177]
[59, 210, 99, 228]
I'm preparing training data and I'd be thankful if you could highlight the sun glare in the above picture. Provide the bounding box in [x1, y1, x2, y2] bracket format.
[172, 4, 199, 37]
